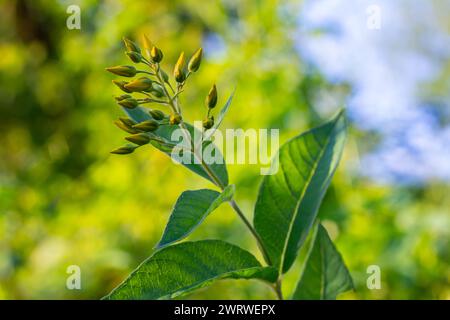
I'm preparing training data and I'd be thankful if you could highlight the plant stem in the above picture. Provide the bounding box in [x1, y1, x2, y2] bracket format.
[139, 98, 169, 105]
[151, 63, 281, 298]
[198, 159, 280, 299]
[228, 199, 272, 265]
[154, 63, 265, 249]
[274, 279, 284, 300]
[136, 70, 155, 76]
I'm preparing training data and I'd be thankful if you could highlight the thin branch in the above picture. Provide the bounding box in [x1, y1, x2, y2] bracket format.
[274, 280, 284, 300]
[136, 70, 155, 76]
[149, 61, 280, 297]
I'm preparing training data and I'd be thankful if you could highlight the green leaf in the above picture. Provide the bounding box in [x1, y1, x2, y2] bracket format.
[157, 185, 235, 248]
[104, 240, 277, 300]
[203, 90, 235, 142]
[124, 107, 228, 186]
[254, 110, 346, 273]
[292, 224, 353, 300]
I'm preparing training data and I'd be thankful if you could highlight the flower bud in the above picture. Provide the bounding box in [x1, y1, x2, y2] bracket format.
[119, 117, 136, 127]
[142, 34, 153, 58]
[169, 113, 182, 125]
[126, 51, 142, 63]
[205, 84, 217, 109]
[150, 46, 163, 63]
[112, 80, 132, 93]
[150, 83, 165, 97]
[160, 69, 169, 83]
[149, 109, 165, 120]
[110, 144, 137, 155]
[203, 116, 214, 129]
[118, 98, 139, 109]
[150, 140, 174, 153]
[188, 48, 203, 72]
[132, 119, 159, 132]
[114, 120, 139, 134]
[106, 65, 137, 77]
[124, 77, 153, 92]
[115, 94, 132, 101]
[158, 143, 175, 153]
[125, 133, 151, 146]
[173, 52, 186, 83]
[123, 38, 141, 53]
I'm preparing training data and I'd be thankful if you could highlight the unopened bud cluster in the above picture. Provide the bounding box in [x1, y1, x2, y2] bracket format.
[106, 36, 221, 155]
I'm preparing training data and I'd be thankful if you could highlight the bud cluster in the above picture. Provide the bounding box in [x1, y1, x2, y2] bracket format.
[106, 36, 220, 155]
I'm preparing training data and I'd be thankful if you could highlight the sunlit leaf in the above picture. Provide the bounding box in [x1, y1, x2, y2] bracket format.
[254, 110, 347, 273]
[104, 240, 278, 300]
[157, 185, 235, 248]
[292, 224, 353, 300]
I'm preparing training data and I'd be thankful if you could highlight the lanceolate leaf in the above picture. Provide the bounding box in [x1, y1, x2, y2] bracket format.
[254, 110, 346, 273]
[157, 185, 235, 248]
[124, 106, 228, 186]
[292, 224, 353, 300]
[104, 240, 278, 300]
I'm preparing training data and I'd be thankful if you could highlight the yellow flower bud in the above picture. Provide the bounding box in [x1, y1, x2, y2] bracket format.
[125, 133, 151, 146]
[123, 38, 141, 53]
[106, 65, 137, 77]
[169, 113, 182, 125]
[132, 119, 159, 132]
[149, 109, 165, 120]
[160, 69, 169, 83]
[126, 51, 142, 63]
[110, 144, 137, 155]
[202, 116, 214, 129]
[173, 52, 186, 83]
[114, 120, 138, 134]
[150, 83, 165, 97]
[150, 46, 163, 63]
[112, 80, 132, 93]
[119, 117, 136, 127]
[188, 48, 203, 72]
[205, 84, 218, 109]
[142, 34, 153, 58]
[124, 77, 153, 92]
[118, 98, 139, 109]
[115, 94, 132, 101]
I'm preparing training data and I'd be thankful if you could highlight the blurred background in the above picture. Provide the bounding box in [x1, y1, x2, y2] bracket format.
[0, 0, 449, 299]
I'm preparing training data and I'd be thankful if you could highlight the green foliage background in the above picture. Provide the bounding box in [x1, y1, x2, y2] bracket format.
[0, 0, 448, 299]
